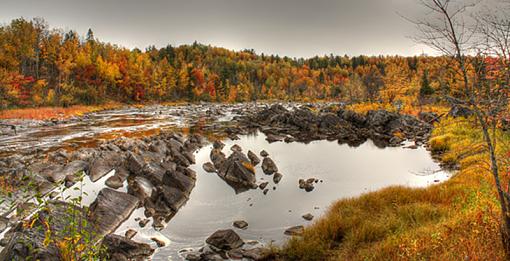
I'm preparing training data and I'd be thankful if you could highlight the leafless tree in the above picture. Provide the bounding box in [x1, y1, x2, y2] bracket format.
[411, 0, 510, 255]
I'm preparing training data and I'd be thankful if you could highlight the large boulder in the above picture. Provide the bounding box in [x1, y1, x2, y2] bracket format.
[89, 152, 122, 182]
[88, 188, 139, 235]
[101, 234, 154, 261]
[206, 229, 244, 250]
[216, 151, 257, 192]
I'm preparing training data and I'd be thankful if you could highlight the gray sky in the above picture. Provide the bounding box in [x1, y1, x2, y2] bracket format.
[0, 0, 446, 57]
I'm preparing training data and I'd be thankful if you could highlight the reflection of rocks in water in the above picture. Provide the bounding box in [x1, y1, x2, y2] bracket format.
[237, 104, 433, 149]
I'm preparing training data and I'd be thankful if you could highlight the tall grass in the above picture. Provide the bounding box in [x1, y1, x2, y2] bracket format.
[277, 117, 507, 260]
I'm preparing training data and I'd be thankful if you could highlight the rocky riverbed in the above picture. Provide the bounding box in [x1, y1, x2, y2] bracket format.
[0, 102, 449, 260]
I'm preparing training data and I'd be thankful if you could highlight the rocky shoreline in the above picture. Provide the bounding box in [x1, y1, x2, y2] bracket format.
[0, 102, 443, 260]
[0, 131, 205, 259]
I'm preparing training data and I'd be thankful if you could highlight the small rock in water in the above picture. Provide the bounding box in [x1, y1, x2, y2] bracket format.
[263, 188, 269, 195]
[105, 175, 124, 189]
[259, 182, 269, 190]
[231, 144, 242, 152]
[125, 229, 137, 239]
[139, 218, 150, 228]
[284, 226, 304, 236]
[261, 157, 278, 175]
[273, 173, 283, 184]
[299, 178, 315, 192]
[272, 186, 276, 190]
[247, 150, 261, 166]
[302, 213, 314, 221]
[202, 162, 216, 173]
[233, 220, 249, 229]
[151, 237, 166, 247]
[213, 140, 225, 150]
[260, 150, 269, 157]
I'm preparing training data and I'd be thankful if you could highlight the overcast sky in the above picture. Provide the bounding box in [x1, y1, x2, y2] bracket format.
[0, 0, 494, 58]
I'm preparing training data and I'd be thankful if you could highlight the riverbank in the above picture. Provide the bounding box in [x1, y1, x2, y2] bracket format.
[0, 103, 122, 120]
[277, 116, 507, 260]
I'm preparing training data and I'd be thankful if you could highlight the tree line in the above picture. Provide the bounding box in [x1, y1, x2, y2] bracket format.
[0, 17, 463, 108]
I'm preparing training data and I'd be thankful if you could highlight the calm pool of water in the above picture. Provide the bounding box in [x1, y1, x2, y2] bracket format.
[115, 132, 450, 260]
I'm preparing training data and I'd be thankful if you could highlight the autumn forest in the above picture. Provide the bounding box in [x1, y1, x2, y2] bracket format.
[0, 17, 449, 109]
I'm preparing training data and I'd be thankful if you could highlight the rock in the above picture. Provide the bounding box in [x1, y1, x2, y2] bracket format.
[127, 176, 154, 202]
[404, 144, 418, 149]
[162, 170, 195, 192]
[263, 189, 269, 195]
[150, 184, 190, 214]
[213, 140, 225, 150]
[260, 150, 269, 157]
[247, 150, 260, 166]
[64, 174, 77, 188]
[0, 216, 8, 233]
[88, 188, 140, 235]
[233, 220, 248, 229]
[216, 151, 257, 192]
[418, 111, 439, 123]
[261, 157, 278, 175]
[125, 229, 137, 240]
[302, 213, 314, 221]
[284, 226, 304, 236]
[299, 179, 315, 192]
[206, 229, 244, 250]
[338, 109, 367, 128]
[230, 144, 242, 152]
[102, 234, 154, 260]
[202, 162, 216, 173]
[89, 152, 120, 182]
[139, 219, 150, 228]
[273, 173, 283, 184]
[259, 182, 269, 190]
[239, 247, 269, 260]
[151, 237, 166, 247]
[366, 110, 399, 129]
[210, 149, 226, 169]
[319, 113, 343, 130]
[126, 151, 145, 174]
[265, 133, 285, 143]
[105, 175, 124, 189]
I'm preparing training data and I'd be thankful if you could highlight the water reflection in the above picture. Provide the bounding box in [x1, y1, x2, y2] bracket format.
[115, 132, 450, 260]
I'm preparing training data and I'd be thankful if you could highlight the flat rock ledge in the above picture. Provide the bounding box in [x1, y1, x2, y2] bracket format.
[237, 104, 433, 148]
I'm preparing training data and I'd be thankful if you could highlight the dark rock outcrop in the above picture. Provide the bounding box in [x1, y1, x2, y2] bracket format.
[101, 234, 154, 261]
[206, 229, 244, 250]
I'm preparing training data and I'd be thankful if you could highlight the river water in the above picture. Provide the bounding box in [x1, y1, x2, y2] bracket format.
[0, 104, 450, 260]
[114, 132, 449, 260]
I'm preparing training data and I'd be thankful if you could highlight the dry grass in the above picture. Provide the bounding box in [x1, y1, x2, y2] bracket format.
[346, 102, 449, 116]
[277, 117, 508, 260]
[0, 103, 120, 120]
